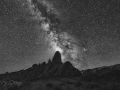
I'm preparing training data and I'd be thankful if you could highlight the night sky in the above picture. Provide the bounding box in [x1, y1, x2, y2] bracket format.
[0, 0, 120, 73]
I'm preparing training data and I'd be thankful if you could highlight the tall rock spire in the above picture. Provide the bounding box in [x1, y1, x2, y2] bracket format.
[52, 51, 62, 64]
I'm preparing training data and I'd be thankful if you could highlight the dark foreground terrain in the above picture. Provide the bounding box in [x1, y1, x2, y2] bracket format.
[0, 51, 120, 90]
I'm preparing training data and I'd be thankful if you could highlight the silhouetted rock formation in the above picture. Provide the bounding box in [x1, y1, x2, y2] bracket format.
[1, 52, 120, 90]
[52, 51, 62, 64]
[56, 61, 82, 77]
[1, 51, 120, 87]
[41, 52, 82, 78]
[0, 51, 82, 81]
[48, 59, 52, 65]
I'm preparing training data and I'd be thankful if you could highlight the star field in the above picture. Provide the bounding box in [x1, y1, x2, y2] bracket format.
[48, 0, 120, 69]
[0, 0, 120, 73]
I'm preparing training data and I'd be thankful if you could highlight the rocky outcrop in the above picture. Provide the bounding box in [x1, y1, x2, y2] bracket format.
[1, 51, 120, 84]
[52, 51, 62, 64]
[48, 59, 52, 65]
[0, 51, 82, 81]
[41, 52, 82, 78]
[56, 61, 82, 77]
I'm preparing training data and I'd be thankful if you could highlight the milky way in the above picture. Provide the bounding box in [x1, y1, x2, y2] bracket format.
[28, 0, 87, 69]
[1, 0, 120, 73]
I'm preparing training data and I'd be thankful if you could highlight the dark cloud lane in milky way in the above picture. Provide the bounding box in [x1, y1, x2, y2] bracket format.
[0, 0, 120, 73]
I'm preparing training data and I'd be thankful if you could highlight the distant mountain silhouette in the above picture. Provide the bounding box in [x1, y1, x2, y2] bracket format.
[82, 64, 120, 83]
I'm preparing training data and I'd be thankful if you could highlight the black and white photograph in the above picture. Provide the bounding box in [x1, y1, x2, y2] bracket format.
[0, 0, 120, 90]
